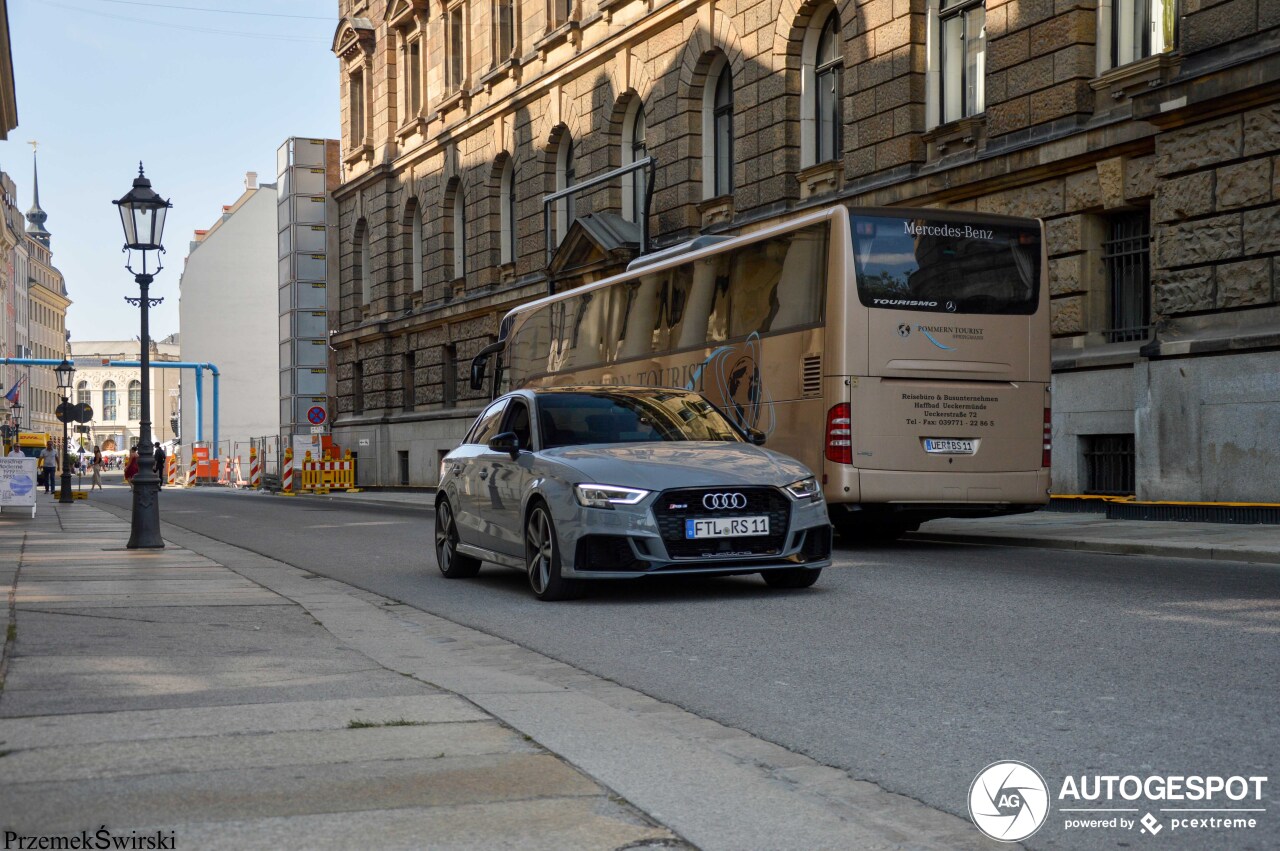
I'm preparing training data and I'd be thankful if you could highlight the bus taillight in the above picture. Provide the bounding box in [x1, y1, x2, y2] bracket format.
[826, 403, 852, 465]
[1043, 406, 1052, 468]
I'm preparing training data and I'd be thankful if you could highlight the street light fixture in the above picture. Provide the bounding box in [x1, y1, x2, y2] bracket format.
[114, 163, 171, 549]
[55, 357, 75, 504]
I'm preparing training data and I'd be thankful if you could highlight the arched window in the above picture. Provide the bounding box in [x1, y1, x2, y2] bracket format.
[449, 183, 466, 280]
[354, 219, 370, 304]
[404, 200, 423, 293]
[555, 134, 575, 244]
[500, 158, 517, 265]
[128, 380, 141, 421]
[701, 56, 734, 199]
[622, 101, 647, 223]
[815, 13, 842, 163]
[103, 381, 117, 421]
[76, 380, 90, 408]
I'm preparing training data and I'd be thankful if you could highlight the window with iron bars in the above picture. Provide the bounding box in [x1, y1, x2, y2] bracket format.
[1083, 433, 1136, 495]
[1103, 212, 1150, 343]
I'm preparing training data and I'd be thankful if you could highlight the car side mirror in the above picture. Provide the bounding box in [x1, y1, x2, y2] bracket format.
[488, 431, 521, 459]
[746, 428, 767, 446]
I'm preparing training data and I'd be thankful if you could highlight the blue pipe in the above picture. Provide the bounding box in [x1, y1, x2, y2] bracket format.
[1, 357, 222, 456]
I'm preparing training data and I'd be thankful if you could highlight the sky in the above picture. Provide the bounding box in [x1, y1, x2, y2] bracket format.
[2, 0, 340, 342]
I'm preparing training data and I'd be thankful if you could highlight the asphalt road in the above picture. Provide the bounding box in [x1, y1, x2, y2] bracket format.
[94, 481, 1280, 849]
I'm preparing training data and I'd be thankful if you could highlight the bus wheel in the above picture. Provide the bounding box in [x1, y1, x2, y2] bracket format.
[762, 567, 822, 589]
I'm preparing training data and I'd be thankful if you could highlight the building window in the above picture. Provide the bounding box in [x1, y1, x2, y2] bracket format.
[353, 361, 364, 414]
[354, 219, 370, 305]
[936, 0, 986, 125]
[447, 1, 466, 91]
[349, 68, 366, 145]
[76, 380, 89, 408]
[443, 343, 458, 407]
[1103, 212, 1151, 343]
[103, 381, 117, 421]
[404, 351, 416, 411]
[402, 36, 422, 119]
[449, 183, 466, 280]
[1083, 434, 1136, 495]
[411, 206, 424, 292]
[549, 0, 572, 27]
[128, 380, 141, 422]
[815, 14, 842, 162]
[1110, 0, 1177, 67]
[494, 0, 515, 63]
[710, 63, 734, 197]
[556, 134, 575, 244]
[500, 158, 517, 264]
[622, 101, 647, 223]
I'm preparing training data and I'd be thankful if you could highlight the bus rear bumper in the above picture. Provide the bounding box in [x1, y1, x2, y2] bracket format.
[828, 468, 1050, 529]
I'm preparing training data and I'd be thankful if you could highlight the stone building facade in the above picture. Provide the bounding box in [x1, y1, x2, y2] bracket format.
[330, 0, 1279, 500]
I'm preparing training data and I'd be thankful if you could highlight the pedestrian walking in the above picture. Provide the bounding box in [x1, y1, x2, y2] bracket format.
[91, 445, 103, 490]
[153, 442, 166, 488]
[124, 446, 139, 488]
[39, 440, 58, 494]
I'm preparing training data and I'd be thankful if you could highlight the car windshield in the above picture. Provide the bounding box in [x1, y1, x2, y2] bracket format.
[537, 390, 744, 448]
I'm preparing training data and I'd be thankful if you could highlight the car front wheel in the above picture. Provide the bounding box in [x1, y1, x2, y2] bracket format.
[762, 567, 822, 589]
[436, 500, 481, 578]
[525, 502, 580, 601]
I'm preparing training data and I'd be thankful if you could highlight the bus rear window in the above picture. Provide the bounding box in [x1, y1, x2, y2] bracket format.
[851, 214, 1041, 315]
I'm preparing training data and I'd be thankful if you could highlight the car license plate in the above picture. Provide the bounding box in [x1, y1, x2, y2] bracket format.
[685, 516, 770, 539]
[924, 438, 976, 454]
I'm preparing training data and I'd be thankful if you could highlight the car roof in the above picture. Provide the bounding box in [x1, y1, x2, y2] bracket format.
[518, 385, 696, 396]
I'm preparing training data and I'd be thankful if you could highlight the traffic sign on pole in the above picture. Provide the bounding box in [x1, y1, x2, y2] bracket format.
[307, 406, 327, 425]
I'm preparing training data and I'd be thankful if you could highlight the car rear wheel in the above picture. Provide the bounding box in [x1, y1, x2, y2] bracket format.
[436, 500, 481, 578]
[762, 567, 822, 589]
[525, 502, 580, 601]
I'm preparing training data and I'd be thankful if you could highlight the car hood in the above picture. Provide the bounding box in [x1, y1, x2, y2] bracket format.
[542, 442, 814, 490]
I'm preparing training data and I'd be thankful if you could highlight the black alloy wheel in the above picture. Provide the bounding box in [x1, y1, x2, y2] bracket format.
[525, 502, 580, 601]
[435, 499, 481, 578]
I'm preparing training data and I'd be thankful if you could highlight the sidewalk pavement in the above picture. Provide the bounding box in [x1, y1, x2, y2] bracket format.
[287, 488, 1280, 567]
[0, 501, 996, 850]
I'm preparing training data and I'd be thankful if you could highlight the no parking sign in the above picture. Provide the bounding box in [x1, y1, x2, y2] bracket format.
[307, 406, 327, 426]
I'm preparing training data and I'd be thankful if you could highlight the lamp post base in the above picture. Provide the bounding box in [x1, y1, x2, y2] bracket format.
[127, 470, 165, 549]
[58, 471, 73, 504]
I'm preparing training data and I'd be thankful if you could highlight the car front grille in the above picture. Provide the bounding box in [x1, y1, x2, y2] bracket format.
[652, 487, 792, 559]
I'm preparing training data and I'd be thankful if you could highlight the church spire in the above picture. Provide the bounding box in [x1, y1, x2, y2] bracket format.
[26, 141, 51, 248]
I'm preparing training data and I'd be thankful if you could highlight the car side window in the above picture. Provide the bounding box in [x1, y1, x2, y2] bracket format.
[503, 400, 532, 450]
[468, 399, 508, 445]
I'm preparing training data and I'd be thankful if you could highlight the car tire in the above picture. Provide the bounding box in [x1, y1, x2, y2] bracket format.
[436, 499, 481, 578]
[525, 501, 580, 601]
[762, 567, 822, 589]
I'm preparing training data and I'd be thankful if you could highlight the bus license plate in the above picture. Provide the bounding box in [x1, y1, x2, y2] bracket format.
[685, 516, 770, 539]
[924, 438, 976, 454]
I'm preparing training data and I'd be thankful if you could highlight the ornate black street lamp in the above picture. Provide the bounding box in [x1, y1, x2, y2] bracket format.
[114, 164, 171, 549]
[55, 357, 75, 504]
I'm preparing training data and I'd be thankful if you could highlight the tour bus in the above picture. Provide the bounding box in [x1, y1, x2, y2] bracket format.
[470, 204, 1050, 539]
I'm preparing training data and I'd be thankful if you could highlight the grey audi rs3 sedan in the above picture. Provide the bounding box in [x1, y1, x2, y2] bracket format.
[434, 386, 832, 600]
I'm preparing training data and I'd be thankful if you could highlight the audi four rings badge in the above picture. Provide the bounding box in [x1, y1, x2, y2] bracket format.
[702, 492, 747, 510]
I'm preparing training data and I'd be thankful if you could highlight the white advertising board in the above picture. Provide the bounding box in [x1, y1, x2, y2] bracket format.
[0, 457, 38, 517]
[292, 434, 321, 473]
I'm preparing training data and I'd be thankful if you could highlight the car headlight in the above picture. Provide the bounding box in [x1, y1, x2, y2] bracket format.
[575, 483, 650, 509]
[784, 476, 822, 501]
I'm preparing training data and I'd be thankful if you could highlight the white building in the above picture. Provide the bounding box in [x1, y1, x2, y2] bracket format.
[177, 173, 279, 452]
[68, 339, 180, 452]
